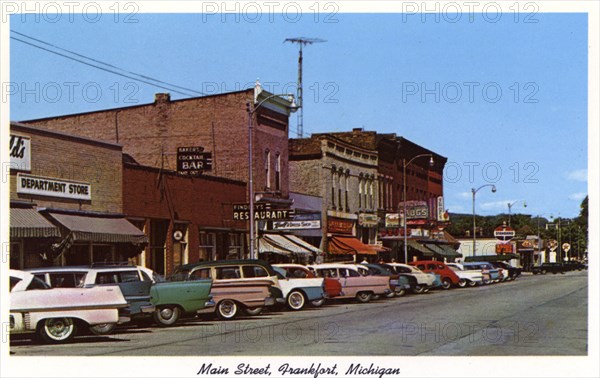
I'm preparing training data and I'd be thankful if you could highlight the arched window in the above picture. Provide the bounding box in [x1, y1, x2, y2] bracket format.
[275, 153, 281, 191]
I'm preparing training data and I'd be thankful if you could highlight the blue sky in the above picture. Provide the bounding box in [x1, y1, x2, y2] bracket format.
[9, 12, 588, 218]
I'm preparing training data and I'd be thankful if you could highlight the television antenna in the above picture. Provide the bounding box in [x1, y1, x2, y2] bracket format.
[284, 37, 326, 138]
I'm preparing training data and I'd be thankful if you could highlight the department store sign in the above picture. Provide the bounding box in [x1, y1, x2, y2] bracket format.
[17, 173, 91, 201]
[10, 134, 31, 171]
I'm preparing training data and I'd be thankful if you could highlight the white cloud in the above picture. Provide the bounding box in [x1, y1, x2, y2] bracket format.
[569, 192, 587, 201]
[480, 200, 512, 211]
[566, 169, 588, 182]
[456, 192, 471, 199]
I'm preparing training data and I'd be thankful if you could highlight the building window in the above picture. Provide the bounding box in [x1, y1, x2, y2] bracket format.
[331, 166, 336, 209]
[199, 231, 216, 261]
[338, 169, 343, 210]
[345, 172, 349, 212]
[265, 149, 271, 189]
[379, 178, 384, 210]
[228, 233, 243, 259]
[358, 174, 363, 209]
[275, 153, 281, 191]
[368, 178, 374, 210]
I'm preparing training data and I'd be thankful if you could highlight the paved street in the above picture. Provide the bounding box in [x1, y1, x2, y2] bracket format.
[10, 271, 587, 356]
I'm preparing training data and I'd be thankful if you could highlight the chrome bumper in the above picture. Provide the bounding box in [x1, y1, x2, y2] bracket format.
[140, 305, 156, 314]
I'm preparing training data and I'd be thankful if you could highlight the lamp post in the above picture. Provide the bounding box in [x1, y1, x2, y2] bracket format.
[246, 93, 297, 259]
[402, 154, 434, 263]
[471, 184, 497, 257]
[507, 200, 527, 227]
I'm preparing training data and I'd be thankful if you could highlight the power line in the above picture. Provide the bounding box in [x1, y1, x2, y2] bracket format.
[11, 31, 205, 97]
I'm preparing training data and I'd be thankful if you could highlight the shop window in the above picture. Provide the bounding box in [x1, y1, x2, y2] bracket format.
[66, 244, 91, 266]
[199, 231, 216, 261]
[92, 245, 115, 264]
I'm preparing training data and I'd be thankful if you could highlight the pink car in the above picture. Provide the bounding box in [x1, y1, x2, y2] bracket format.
[308, 263, 391, 303]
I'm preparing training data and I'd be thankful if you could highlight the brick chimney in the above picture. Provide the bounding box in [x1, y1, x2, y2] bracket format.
[154, 93, 171, 104]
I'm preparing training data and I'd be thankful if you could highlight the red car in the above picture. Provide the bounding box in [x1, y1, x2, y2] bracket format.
[409, 260, 460, 290]
[274, 264, 342, 306]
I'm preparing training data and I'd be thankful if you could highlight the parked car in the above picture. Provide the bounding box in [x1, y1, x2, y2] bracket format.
[10, 269, 128, 343]
[461, 262, 501, 283]
[409, 261, 460, 290]
[562, 261, 587, 272]
[271, 266, 325, 310]
[385, 262, 437, 294]
[274, 263, 342, 307]
[27, 265, 155, 334]
[357, 264, 411, 297]
[308, 263, 392, 303]
[171, 259, 283, 318]
[136, 266, 215, 327]
[532, 263, 566, 275]
[489, 261, 522, 280]
[445, 263, 484, 287]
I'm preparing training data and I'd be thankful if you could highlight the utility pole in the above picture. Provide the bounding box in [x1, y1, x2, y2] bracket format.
[284, 37, 326, 138]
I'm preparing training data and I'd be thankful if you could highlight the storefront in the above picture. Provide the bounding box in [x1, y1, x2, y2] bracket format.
[9, 122, 147, 268]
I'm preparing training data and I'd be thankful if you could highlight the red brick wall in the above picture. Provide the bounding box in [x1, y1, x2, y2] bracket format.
[25, 90, 290, 199]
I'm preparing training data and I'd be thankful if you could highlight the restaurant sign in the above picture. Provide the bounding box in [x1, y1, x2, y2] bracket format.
[233, 203, 294, 221]
[16, 173, 91, 201]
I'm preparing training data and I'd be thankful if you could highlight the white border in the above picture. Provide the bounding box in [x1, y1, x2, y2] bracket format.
[1, 1, 598, 378]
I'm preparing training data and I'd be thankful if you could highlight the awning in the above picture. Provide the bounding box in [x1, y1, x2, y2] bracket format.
[438, 244, 462, 258]
[259, 237, 292, 257]
[464, 254, 520, 262]
[46, 212, 148, 244]
[263, 234, 311, 256]
[282, 234, 322, 255]
[370, 244, 391, 252]
[423, 242, 447, 257]
[407, 240, 434, 257]
[328, 236, 377, 255]
[10, 208, 60, 238]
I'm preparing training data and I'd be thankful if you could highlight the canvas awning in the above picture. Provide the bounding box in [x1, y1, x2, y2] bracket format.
[438, 244, 462, 258]
[282, 234, 322, 255]
[10, 208, 60, 238]
[46, 212, 148, 244]
[406, 240, 434, 257]
[328, 236, 377, 255]
[263, 234, 311, 256]
[259, 237, 292, 256]
[423, 242, 448, 257]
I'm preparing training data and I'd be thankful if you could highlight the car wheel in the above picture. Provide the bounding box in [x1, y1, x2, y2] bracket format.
[38, 318, 77, 343]
[468, 280, 477, 287]
[395, 288, 406, 297]
[89, 323, 117, 335]
[287, 291, 306, 311]
[457, 279, 467, 288]
[153, 306, 181, 327]
[310, 298, 326, 307]
[356, 292, 372, 303]
[244, 306, 263, 316]
[217, 300, 238, 320]
[412, 285, 425, 294]
[441, 278, 452, 290]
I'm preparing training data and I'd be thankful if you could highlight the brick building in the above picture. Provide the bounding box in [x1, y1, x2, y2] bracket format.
[9, 122, 147, 269]
[122, 161, 247, 275]
[22, 84, 294, 204]
[289, 134, 381, 261]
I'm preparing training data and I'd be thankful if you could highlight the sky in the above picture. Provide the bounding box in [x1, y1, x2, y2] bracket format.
[7, 9, 589, 219]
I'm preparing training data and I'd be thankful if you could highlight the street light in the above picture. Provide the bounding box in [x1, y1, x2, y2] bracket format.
[246, 92, 298, 260]
[507, 200, 527, 227]
[472, 184, 497, 256]
[402, 154, 434, 263]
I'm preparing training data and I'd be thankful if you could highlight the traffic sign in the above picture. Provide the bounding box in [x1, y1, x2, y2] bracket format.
[494, 225, 516, 242]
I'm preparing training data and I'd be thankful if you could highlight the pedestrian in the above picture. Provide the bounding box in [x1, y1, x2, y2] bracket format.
[361, 257, 368, 264]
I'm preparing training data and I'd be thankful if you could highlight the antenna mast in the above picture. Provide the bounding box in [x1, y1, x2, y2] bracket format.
[284, 37, 326, 138]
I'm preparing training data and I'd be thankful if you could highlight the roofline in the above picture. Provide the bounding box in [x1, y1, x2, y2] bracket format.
[19, 89, 253, 123]
[10, 122, 122, 151]
[123, 162, 247, 187]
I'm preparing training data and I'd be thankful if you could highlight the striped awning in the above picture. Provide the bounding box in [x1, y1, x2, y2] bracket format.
[46, 212, 148, 244]
[439, 244, 462, 257]
[407, 240, 434, 257]
[259, 237, 292, 256]
[281, 234, 321, 255]
[10, 208, 60, 238]
[263, 234, 312, 256]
